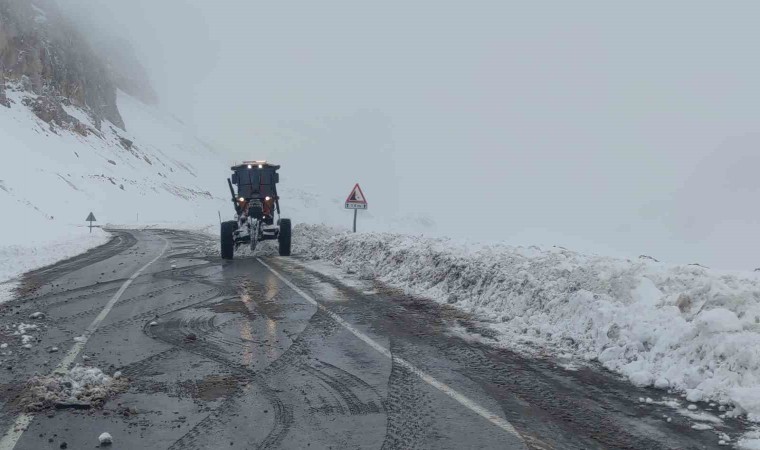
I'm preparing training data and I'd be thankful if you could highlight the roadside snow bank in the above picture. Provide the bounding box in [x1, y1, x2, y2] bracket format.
[21, 366, 126, 411]
[0, 228, 109, 302]
[289, 224, 760, 419]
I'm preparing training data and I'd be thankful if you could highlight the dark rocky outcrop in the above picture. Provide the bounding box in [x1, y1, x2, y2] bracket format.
[0, 73, 8, 107]
[0, 0, 125, 129]
[22, 95, 88, 134]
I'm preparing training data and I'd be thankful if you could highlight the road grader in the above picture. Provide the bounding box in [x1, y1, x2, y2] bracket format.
[221, 161, 291, 259]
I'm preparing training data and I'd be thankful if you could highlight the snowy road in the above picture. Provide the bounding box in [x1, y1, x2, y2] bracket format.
[0, 230, 747, 449]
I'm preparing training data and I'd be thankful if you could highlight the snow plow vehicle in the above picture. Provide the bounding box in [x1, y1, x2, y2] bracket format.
[221, 161, 291, 259]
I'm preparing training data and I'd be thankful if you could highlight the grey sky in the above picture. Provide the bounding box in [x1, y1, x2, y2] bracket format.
[58, 0, 760, 269]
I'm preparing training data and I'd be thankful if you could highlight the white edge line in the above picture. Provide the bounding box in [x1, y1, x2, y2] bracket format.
[256, 258, 525, 443]
[0, 235, 169, 450]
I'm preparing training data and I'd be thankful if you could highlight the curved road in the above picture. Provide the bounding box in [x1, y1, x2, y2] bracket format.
[0, 230, 744, 449]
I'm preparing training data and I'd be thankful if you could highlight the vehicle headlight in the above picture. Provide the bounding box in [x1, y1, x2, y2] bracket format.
[265, 196, 271, 201]
[238, 197, 245, 202]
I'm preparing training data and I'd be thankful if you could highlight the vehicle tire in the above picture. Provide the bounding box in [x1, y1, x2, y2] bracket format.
[221, 221, 236, 260]
[278, 219, 292, 256]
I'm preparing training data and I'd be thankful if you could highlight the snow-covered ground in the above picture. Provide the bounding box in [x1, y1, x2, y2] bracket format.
[0, 228, 109, 303]
[0, 83, 232, 295]
[251, 224, 760, 446]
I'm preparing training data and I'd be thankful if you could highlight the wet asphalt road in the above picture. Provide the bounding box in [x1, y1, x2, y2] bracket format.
[0, 230, 746, 449]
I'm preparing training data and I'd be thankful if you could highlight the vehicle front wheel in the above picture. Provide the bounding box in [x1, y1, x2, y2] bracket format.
[278, 219, 292, 256]
[221, 221, 236, 260]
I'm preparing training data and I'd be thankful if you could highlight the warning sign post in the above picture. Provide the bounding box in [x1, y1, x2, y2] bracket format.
[345, 184, 368, 232]
[86, 212, 97, 233]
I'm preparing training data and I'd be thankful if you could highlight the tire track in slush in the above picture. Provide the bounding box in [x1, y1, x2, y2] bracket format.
[166, 393, 247, 450]
[55, 282, 189, 322]
[257, 258, 526, 445]
[144, 279, 302, 450]
[301, 361, 384, 416]
[250, 309, 389, 448]
[94, 287, 219, 335]
[13, 282, 124, 314]
[147, 258, 389, 449]
[118, 348, 184, 378]
[154, 306, 359, 449]
[381, 344, 437, 450]
[159, 338, 294, 450]
[157, 326, 299, 450]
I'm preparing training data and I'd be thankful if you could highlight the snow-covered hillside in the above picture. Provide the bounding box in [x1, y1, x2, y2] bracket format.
[0, 75, 426, 296]
[0, 83, 230, 295]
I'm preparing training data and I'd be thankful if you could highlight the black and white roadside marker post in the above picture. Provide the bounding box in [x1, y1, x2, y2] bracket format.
[86, 212, 97, 233]
[345, 183, 368, 233]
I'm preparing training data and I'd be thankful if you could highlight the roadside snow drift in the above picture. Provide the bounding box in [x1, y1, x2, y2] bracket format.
[288, 225, 760, 421]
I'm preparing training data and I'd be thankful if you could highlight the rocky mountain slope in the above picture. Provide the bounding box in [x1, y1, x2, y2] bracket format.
[0, 0, 123, 128]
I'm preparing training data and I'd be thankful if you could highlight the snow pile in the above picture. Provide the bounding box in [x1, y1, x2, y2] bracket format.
[6, 322, 41, 349]
[98, 432, 113, 445]
[21, 366, 126, 411]
[15, 323, 38, 334]
[287, 224, 760, 420]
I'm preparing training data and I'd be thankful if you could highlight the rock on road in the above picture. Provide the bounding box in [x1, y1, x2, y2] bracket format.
[0, 230, 743, 449]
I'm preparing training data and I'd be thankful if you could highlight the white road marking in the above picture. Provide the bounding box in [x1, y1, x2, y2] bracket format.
[0, 235, 169, 450]
[0, 416, 32, 450]
[257, 258, 525, 444]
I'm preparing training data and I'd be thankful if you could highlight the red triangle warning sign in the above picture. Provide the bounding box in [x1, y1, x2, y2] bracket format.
[345, 184, 368, 209]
